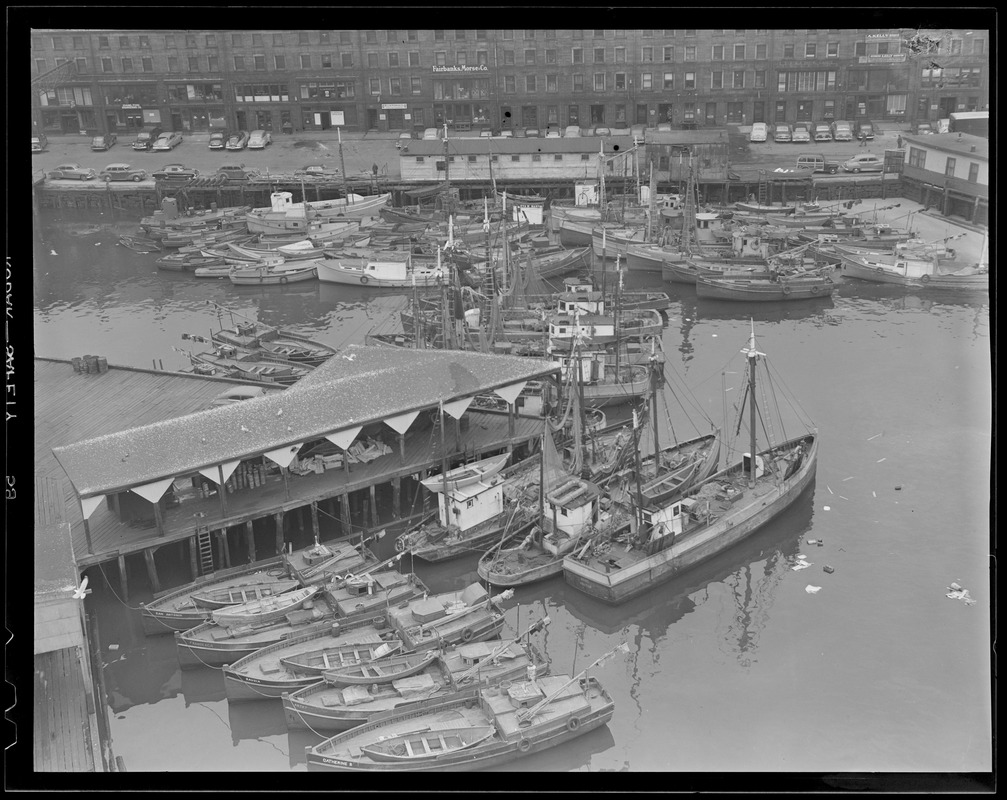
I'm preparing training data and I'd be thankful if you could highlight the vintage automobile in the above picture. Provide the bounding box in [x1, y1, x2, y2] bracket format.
[564, 125, 582, 138]
[91, 133, 118, 151]
[99, 163, 148, 182]
[32, 133, 49, 153]
[151, 164, 200, 181]
[132, 127, 163, 151]
[813, 123, 833, 142]
[842, 154, 884, 173]
[914, 121, 934, 135]
[225, 131, 250, 150]
[209, 130, 229, 150]
[773, 123, 793, 143]
[294, 164, 341, 179]
[215, 164, 262, 182]
[792, 122, 813, 144]
[854, 119, 875, 141]
[48, 163, 97, 181]
[593, 127, 612, 137]
[247, 130, 272, 149]
[151, 131, 183, 151]
[830, 120, 854, 141]
[749, 122, 769, 143]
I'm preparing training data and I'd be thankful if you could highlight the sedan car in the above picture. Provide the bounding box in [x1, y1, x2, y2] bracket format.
[512, 127, 527, 138]
[593, 127, 612, 137]
[91, 133, 117, 151]
[914, 122, 934, 135]
[656, 122, 673, 132]
[773, 124, 793, 143]
[151, 164, 200, 181]
[842, 154, 884, 173]
[48, 163, 96, 181]
[524, 128, 541, 138]
[421, 128, 441, 140]
[247, 130, 272, 149]
[151, 131, 183, 151]
[215, 164, 262, 183]
[813, 123, 833, 142]
[564, 125, 582, 138]
[209, 130, 229, 150]
[792, 123, 812, 144]
[749, 122, 769, 142]
[545, 128, 562, 138]
[294, 164, 341, 179]
[99, 163, 148, 182]
[225, 131, 250, 150]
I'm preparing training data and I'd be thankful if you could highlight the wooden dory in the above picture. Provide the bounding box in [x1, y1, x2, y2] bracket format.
[361, 726, 496, 763]
[322, 649, 439, 685]
[280, 639, 402, 676]
[211, 585, 320, 627]
[420, 453, 510, 493]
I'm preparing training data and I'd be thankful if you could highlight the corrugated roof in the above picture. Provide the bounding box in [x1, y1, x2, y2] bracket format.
[406, 136, 636, 156]
[903, 133, 988, 160]
[51, 345, 559, 498]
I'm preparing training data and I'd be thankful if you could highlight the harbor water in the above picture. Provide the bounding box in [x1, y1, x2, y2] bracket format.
[32, 209, 991, 773]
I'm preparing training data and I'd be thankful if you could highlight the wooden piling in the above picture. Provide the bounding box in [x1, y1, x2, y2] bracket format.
[274, 511, 285, 555]
[217, 529, 231, 569]
[143, 548, 161, 594]
[117, 554, 129, 602]
[189, 535, 200, 581]
[392, 476, 402, 518]
[369, 485, 378, 528]
[153, 502, 165, 538]
[340, 493, 351, 535]
[245, 520, 256, 562]
[310, 501, 320, 541]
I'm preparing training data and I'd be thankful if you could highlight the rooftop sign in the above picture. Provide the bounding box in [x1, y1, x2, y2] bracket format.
[432, 64, 489, 73]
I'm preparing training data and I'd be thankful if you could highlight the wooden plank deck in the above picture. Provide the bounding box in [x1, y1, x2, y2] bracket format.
[34, 647, 96, 772]
[75, 411, 542, 567]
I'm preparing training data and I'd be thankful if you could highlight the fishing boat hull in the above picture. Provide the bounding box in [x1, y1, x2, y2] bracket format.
[305, 677, 615, 772]
[533, 247, 590, 278]
[626, 245, 680, 273]
[558, 219, 595, 248]
[420, 453, 510, 493]
[315, 258, 442, 288]
[563, 434, 818, 604]
[695, 275, 834, 301]
[592, 228, 649, 259]
[175, 612, 338, 669]
[228, 264, 318, 285]
[211, 585, 320, 627]
[838, 254, 989, 291]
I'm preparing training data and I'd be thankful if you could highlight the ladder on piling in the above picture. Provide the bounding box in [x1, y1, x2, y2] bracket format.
[196, 526, 214, 575]
[757, 171, 769, 206]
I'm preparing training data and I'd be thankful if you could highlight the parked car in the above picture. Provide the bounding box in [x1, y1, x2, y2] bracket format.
[749, 122, 769, 143]
[294, 164, 341, 179]
[498, 129, 513, 138]
[842, 154, 884, 173]
[225, 131, 250, 150]
[630, 124, 647, 141]
[152, 131, 183, 151]
[479, 128, 494, 137]
[215, 164, 261, 183]
[512, 127, 527, 138]
[91, 133, 117, 151]
[854, 120, 875, 140]
[656, 122, 673, 132]
[831, 120, 853, 141]
[208, 130, 229, 150]
[593, 126, 612, 137]
[564, 125, 582, 138]
[611, 127, 631, 137]
[151, 164, 200, 181]
[796, 154, 840, 175]
[421, 127, 441, 140]
[247, 130, 272, 149]
[792, 122, 812, 144]
[545, 128, 562, 138]
[773, 123, 793, 143]
[99, 163, 148, 182]
[914, 121, 934, 135]
[132, 127, 163, 151]
[48, 163, 96, 181]
[813, 123, 833, 142]
[524, 128, 541, 138]
[32, 133, 49, 153]
[396, 132, 413, 150]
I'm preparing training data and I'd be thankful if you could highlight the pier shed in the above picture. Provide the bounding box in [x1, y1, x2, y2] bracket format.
[49, 346, 558, 599]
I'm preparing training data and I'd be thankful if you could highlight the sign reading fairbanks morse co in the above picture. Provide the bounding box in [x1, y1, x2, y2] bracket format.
[432, 64, 489, 73]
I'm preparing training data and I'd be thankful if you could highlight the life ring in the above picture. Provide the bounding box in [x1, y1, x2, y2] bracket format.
[498, 679, 512, 691]
[394, 537, 407, 552]
[517, 738, 532, 754]
[876, 267, 884, 274]
[360, 275, 369, 284]
[355, 603, 365, 611]
[781, 285, 791, 295]
[372, 616, 385, 628]
[566, 716, 581, 732]
[461, 626, 476, 642]
[280, 276, 288, 285]
[810, 285, 820, 295]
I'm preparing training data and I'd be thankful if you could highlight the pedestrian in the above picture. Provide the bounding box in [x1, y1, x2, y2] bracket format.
[372, 163, 379, 177]
[859, 133, 868, 148]
[897, 135, 904, 149]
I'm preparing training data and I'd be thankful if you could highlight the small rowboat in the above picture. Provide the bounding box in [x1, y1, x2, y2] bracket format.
[191, 578, 300, 610]
[279, 639, 401, 676]
[420, 453, 510, 493]
[211, 585, 319, 627]
[322, 650, 439, 686]
[360, 726, 496, 763]
[228, 262, 319, 286]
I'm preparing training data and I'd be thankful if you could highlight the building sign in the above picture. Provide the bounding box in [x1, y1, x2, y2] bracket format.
[858, 54, 907, 63]
[432, 64, 489, 73]
[512, 205, 543, 225]
[866, 32, 902, 41]
[331, 110, 345, 126]
[381, 103, 408, 110]
[143, 109, 162, 124]
[122, 103, 142, 110]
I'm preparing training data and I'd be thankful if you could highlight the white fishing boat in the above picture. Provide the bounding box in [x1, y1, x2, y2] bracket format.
[246, 191, 391, 234]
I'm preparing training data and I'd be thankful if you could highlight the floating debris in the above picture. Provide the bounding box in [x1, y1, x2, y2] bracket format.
[842, 476, 855, 482]
[946, 583, 976, 606]
[791, 558, 813, 572]
[827, 486, 834, 495]
[894, 485, 902, 491]
[867, 433, 883, 441]
[823, 505, 831, 511]
[823, 565, 835, 574]
[877, 458, 887, 463]
[805, 585, 822, 594]
[839, 495, 850, 501]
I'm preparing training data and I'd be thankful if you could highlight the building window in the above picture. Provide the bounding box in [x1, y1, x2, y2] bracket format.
[823, 99, 835, 118]
[365, 30, 378, 44]
[368, 53, 379, 68]
[784, 44, 795, 58]
[504, 50, 514, 65]
[434, 29, 445, 41]
[908, 147, 926, 169]
[504, 75, 515, 93]
[755, 43, 767, 59]
[615, 47, 625, 63]
[252, 33, 263, 47]
[435, 51, 447, 66]
[369, 78, 381, 95]
[271, 33, 283, 46]
[101, 57, 113, 73]
[341, 53, 353, 67]
[502, 29, 513, 40]
[203, 34, 215, 47]
[972, 38, 984, 55]
[967, 162, 979, 183]
[615, 72, 625, 90]
[455, 29, 466, 40]
[121, 57, 133, 72]
[99, 36, 110, 49]
[734, 44, 746, 60]
[476, 50, 488, 66]
[572, 29, 582, 40]
[663, 46, 674, 62]
[641, 73, 652, 90]
[231, 34, 242, 47]
[138, 35, 149, 48]
[554, 153, 563, 161]
[804, 43, 816, 58]
[321, 54, 332, 69]
[141, 57, 153, 72]
[467, 155, 477, 163]
[274, 55, 285, 70]
[51, 36, 63, 50]
[572, 48, 583, 64]
[511, 155, 520, 162]
[415, 156, 424, 163]
[733, 70, 744, 88]
[532, 153, 542, 162]
[711, 71, 723, 89]
[525, 49, 536, 64]
[168, 56, 178, 72]
[208, 55, 218, 71]
[827, 42, 839, 57]
[684, 72, 695, 89]
[684, 46, 696, 61]
[547, 105, 559, 123]
[594, 73, 606, 91]
[301, 54, 311, 69]
[712, 44, 724, 61]
[526, 75, 537, 92]
[754, 69, 766, 89]
[685, 29, 696, 36]
[254, 55, 266, 71]
[409, 51, 420, 67]
[573, 73, 584, 91]
[855, 41, 866, 57]
[233, 55, 244, 71]
[547, 74, 558, 92]
[642, 46, 653, 62]
[298, 32, 309, 45]
[664, 72, 674, 90]
[35, 58, 46, 72]
[594, 48, 605, 63]
[120, 36, 130, 48]
[944, 157, 956, 177]
[388, 78, 402, 96]
[876, 42, 889, 56]
[581, 154, 590, 161]
[411, 76, 422, 94]
[408, 30, 418, 42]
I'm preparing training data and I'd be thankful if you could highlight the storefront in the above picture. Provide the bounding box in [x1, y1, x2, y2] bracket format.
[302, 108, 350, 130]
[381, 103, 409, 130]
[37, 86, 97, 133]
[431, 65, 491, 126]
[167, 82, 226, 132]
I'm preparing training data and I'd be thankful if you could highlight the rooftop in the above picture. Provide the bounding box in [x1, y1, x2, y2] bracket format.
[902, 133, 989, 160]
[405, 136, 636, 156]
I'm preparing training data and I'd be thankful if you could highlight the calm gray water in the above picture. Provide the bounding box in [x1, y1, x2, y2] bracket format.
[33, 209, 992, 773]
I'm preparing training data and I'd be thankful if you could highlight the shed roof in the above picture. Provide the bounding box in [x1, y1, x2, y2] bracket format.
[406, 136, 636, 157]
[34, 476, 78, 601]
[51, 345, 559, 498]
[902, 133, 988, 160]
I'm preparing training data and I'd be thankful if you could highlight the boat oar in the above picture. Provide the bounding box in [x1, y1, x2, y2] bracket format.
[516, 642, 630, 724]
[453, 617, 551, 685]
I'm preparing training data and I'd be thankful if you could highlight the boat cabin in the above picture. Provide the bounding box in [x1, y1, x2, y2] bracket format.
[640, 496, 699, 544]
[543, 477, 603, 554]
[438, 477, 505, 533]
[554, 351, 607, 384]
[556, 290, 605, 316]
[548, 314, 614, 342]
[695, 213, 722, 243]
[731, 230, 772, 259]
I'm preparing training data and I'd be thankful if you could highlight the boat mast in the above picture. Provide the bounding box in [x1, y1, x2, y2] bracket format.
[439, 400, 449, 502]
[613, 256, 622, 383]
[517, 643, 629, 723]
[337, 126, 349, 206]
[647, 159, 657, 243]
[742, 320, 763, 489]
[650, 340, 661, 464]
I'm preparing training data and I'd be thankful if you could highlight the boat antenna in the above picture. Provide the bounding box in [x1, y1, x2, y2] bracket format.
[516, 642, 629, 723]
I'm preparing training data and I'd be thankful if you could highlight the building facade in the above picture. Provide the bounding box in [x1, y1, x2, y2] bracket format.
[900, 132, 988, 224]
[30, 29, 989, 135]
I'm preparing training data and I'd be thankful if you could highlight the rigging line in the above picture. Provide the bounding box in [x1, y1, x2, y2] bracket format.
[95, 561, 149, 612]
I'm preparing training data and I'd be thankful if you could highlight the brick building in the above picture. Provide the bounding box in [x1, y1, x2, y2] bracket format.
[30, 28, 989, 136]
